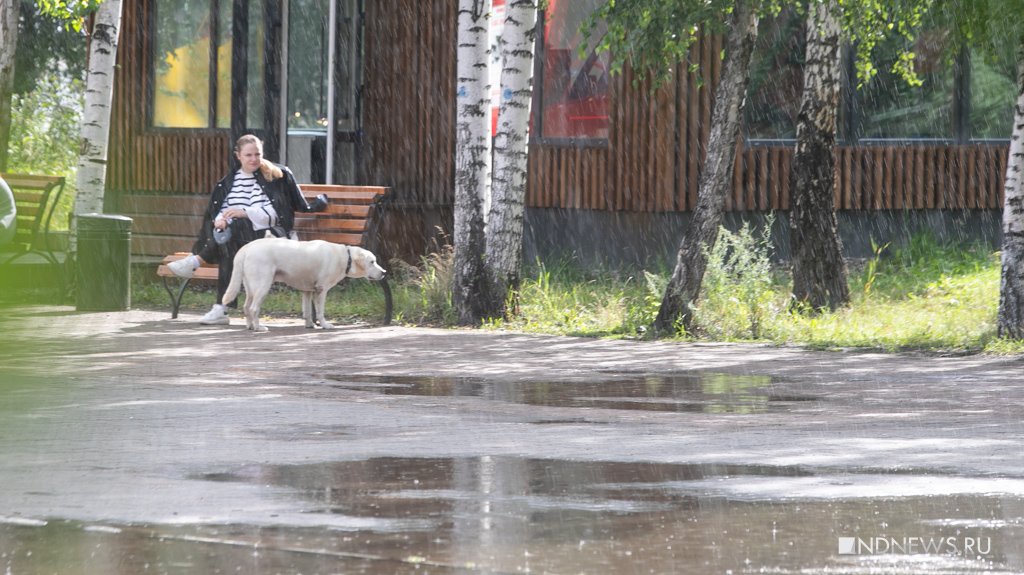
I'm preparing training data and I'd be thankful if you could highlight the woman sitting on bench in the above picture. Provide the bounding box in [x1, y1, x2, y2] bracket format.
[166, 134, 327, 325]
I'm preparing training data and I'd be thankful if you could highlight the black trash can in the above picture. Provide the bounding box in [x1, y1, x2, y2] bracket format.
[76, 213, 133, 311]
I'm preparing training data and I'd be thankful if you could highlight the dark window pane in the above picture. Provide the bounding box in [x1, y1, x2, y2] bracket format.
[287, 0, 329, 131]
[970, 47, 1015, 139]
[540, 0, 609, 140]
[745, 8, 804, 140]
[858, 30, 953, 139]
[153, 0, 212, 128]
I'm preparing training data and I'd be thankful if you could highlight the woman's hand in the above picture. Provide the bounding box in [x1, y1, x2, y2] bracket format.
[223, 207, 248, 219]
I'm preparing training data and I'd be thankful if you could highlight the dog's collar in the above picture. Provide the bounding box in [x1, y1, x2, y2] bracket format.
[345, 246, 353, 275]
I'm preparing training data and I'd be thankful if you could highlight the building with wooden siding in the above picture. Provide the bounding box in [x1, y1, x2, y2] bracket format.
[109, 1, 1011, 268]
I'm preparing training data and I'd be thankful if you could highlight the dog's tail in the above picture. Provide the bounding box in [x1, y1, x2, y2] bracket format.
[220, 248, 246, 306]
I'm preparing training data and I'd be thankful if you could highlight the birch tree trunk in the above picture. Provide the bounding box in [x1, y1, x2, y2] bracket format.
[997, 42, 1024, 338]
[0, 0, 18, 171]
[72, 0, 122, 233]
[652, 0, 759, 334]
[483, 0, 537, 319]
[453, 0, 492, 324]
[789, 0, 849, 311]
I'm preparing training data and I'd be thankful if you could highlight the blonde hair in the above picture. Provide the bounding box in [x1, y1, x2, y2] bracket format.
[235, 134, 263, 153]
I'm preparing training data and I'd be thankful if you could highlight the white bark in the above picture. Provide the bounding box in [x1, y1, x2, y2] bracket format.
[788, 0, 849, 311]
[0, 0, 18, 171]
[484, 0, 537, 317]
[73, 0, 123, 227]
[997, 41, 1024, 338]
[453, 0, 492, 324]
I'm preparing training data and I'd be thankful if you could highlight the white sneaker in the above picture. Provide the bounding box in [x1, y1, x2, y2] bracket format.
[198, 305, 229, 325]
[167, 255, 199, 279]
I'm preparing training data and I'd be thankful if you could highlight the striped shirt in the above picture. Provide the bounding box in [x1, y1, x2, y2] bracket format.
[216, 169, 279, 231]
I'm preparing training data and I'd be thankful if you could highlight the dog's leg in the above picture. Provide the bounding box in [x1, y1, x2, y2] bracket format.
[302, 292, 316, 328]
[315, 288, 333, 329]
[242, 292, 254, 330]
[245, 276, 273, 333]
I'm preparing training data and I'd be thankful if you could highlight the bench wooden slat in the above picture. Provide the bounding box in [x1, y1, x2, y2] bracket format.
[13, 191, 48, 202]
[2, 174, 64, 189]
[157, 266, 219, 281]
[15, 205, 41, 218]
[294, 231, 365, 244]
[300, 184, 387, 195]
[321, 204, 371, 217]
[310, 191, 383, 203]
[294, 218, 368, 232]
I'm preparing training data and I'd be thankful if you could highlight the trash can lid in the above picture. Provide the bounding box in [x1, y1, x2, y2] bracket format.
[78, 213, 133, 232]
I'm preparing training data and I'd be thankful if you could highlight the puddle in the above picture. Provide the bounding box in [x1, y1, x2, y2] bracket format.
[325, 373, 818, 414]
[8, 457, 1022, 574]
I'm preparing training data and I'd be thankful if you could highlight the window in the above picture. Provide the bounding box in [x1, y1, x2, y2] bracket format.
[742, 18, 1023, 145]
[538, 0, 610, 141]
[286, 0, 330, 132]
[151, 0, 231, 129]
[969, 45, 1016, 139]
[857, 29, 954, 140]
[745, 8, 805, 140]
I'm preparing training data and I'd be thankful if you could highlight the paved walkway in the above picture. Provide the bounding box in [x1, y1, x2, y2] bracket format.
[3, 306, 1024, 573]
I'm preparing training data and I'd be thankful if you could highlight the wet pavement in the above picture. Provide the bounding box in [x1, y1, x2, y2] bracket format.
[2, 306, 1024, 574]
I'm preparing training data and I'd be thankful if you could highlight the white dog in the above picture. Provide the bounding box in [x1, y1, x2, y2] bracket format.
[221, 238, 386, 332]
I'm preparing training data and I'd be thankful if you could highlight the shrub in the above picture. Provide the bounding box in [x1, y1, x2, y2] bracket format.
[690, 219, 782, 340]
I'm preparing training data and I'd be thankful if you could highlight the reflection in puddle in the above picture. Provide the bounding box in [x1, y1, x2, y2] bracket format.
[325, 373, 816, 414]
[6, 457, 1021, 574]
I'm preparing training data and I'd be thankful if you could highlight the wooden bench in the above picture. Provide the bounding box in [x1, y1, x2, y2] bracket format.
[154, 184, 392, 325]
[0, 173, 67, 269]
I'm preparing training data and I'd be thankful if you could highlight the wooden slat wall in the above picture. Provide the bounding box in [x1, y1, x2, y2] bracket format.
[363, 0, 456, 206]
[723, 144, 1007, 213]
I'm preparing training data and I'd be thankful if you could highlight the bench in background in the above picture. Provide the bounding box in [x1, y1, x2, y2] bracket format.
[149, 185, 392, 325]
[0, 173, 67, 269]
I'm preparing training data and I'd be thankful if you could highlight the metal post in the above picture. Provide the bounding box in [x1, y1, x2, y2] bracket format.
[280, 0, 290, 164]
[326, 0, 338, 184]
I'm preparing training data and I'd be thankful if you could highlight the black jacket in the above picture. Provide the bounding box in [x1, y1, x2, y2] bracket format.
[192, 160, 328, 253]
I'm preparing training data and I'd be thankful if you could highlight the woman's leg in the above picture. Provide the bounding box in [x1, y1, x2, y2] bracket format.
[216, 219, 261, 305]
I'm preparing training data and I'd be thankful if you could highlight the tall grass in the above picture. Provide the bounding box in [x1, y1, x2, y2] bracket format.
[690, 220, 780, 340]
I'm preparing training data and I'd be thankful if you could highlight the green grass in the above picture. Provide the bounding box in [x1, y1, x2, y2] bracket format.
[125, 232, 1024, 355]
[131, 275, 397, 324]
[775, 235, 1005, 353]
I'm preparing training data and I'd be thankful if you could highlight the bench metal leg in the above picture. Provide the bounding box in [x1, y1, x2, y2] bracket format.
[162, 276, 192, 319]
